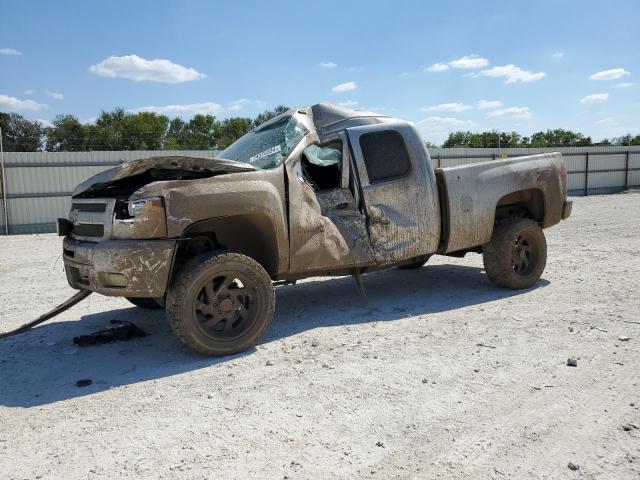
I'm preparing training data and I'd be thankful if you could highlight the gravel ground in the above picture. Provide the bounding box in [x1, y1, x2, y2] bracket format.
[1, 193, 639, 479]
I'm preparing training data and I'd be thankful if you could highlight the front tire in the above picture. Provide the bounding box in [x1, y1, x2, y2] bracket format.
[483, 218, 547, 289]
[166, 252, 275, 356]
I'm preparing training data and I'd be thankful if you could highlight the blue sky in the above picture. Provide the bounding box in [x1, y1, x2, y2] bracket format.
[1, 0, 638, 144]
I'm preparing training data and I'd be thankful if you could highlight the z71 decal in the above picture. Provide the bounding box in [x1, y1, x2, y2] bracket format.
[249, 145, 282, 163]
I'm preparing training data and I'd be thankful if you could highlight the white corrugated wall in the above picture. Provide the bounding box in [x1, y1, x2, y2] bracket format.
[0, 147, 637, 234]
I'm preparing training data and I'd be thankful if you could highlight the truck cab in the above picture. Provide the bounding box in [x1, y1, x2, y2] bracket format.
[61, 103, 571, 355]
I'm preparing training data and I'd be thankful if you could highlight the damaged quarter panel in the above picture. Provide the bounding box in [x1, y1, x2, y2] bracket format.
[438, 152, 565, 253]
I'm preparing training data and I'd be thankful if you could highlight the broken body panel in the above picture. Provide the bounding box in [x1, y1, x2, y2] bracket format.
[60, 103, 571, 299]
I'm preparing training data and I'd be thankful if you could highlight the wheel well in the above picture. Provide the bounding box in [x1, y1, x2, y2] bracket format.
[495, 189, 545, 223]
[176, 215, 280, 276]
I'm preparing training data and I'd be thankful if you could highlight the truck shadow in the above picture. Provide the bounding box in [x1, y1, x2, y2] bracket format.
[0, 264, 547, 408]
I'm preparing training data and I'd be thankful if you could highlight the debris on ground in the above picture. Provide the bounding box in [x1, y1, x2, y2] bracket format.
[567, 357, 578, 367]
[622, 423, 638, 431]
[618, 335, 631, 342]
[76, 379, 92, 388]
[476, 343, 496, 349]
[567, 462, 580, 471]
[311, 339, 320, 347]
[73, 320, 147, 347]
[375, 441, 385, 448]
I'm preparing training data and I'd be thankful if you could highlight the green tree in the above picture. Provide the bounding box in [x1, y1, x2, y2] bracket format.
[612, 134, 640, 146]
[46, 114, 88, 151]
[217, 117, 253, 149]
[164, 114, 219, 150]
[528, 129, 592, 147]
[442, 130, 525, 148]
[120, 111, 169, 150]
[252, 105, 289, 128]
[0, 112, 47, 151]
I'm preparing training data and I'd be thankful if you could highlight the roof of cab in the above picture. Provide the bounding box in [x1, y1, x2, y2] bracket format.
[308, 103, 397, 135]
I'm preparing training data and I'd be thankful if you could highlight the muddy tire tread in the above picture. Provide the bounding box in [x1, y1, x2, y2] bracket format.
[483, 218, 547, 289]
[166, 252, 275, 356]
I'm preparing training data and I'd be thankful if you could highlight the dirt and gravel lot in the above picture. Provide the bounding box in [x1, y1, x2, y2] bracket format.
[0, 193, 639, 479]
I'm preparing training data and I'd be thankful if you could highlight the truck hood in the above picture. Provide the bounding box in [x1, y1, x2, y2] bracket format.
[72, 155, 257, 197]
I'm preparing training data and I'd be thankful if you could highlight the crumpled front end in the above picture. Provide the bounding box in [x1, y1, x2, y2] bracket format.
[61, 155, 255, 298]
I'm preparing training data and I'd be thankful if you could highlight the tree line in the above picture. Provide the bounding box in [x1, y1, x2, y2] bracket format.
[0, 106, 289, 152]
[1, 108, 639, 152]
[442, 129, 640, 148]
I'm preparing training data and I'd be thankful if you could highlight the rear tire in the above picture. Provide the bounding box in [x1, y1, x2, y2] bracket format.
[397, 256, 431, 270]
[166, 252, 275, 356]
[483, 219, 547, 289]
[126, 297, 163, 309]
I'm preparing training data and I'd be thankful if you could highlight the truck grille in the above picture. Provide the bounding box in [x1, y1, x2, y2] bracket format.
[69, 198, 115, 241]
[72, 223, 105, 237]
[71, 202, 107, 213]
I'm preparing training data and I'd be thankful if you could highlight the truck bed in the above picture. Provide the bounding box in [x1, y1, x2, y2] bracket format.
[434, 153, 566, 253]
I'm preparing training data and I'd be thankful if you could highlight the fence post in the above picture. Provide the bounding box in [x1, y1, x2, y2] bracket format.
[437, 155, 441, 168]
[584, 152, 589, 196]
[0, 126, 8, 235]
[624, 150, 630, 190]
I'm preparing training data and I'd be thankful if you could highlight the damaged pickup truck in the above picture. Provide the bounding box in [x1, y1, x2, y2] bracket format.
[59, 104, 572, 356]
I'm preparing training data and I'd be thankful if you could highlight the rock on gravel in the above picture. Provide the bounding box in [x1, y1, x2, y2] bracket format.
[567, 357, 578, 367]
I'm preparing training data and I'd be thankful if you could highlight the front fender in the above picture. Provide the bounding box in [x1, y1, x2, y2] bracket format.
[133, 166, 289, 274]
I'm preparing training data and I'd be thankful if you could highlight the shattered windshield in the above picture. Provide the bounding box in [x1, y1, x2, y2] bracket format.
[219, 116, 308, 169]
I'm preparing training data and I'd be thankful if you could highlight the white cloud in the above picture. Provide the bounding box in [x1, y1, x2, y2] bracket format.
[34, 118, 53, 128]
[130, 102, 222, 116]
[24, 89, 36, 95]
[332, 81, 357, 92]
[580, 93, 609, 104]
[426, 63, 449, 72]
[449, 55, 489, 69]
[616, 82, 635, 88]
[337, 100, 359, 107]
[417, 116, 479, 145]
[226, 99, 265, 111]
[423, 102, 472, 112]
[418, 116, 477, 130]
[596, 117, 616, 125]
[46, 90, 64, 100]
[475, 99, 503, 110]
[0, 48, 21, 56]
[552, 52, 564, 59]
[319, 61, 337, 68]
[0, 94, 47, 111]
[226, 99, 250, 111]
[486, 106, 531, 118]
[89, 55, 206, 83]
[478, 64, 546, 83]
[589, 68, 630, 81]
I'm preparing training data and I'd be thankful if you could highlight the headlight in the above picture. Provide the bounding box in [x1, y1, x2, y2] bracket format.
[128, 198, 152, 218]
[112, 196, 167, 239]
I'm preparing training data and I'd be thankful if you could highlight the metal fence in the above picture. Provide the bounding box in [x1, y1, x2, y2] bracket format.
[0, 147, 638, 234]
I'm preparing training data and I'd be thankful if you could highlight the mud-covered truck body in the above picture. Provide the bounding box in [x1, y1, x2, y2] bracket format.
[59, 104, 572, 355]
